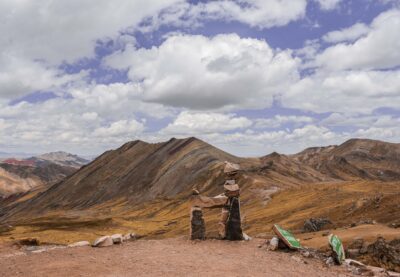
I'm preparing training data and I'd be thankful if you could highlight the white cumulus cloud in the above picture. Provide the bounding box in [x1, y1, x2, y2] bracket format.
[0, 0, 180, 64]
[314, 0, 342, 11]
[142, 0, 307, 31]
[316, 9, 400, 70]
[162, 111, 252, 135]
[283, 70, 400, 114]
[322, 23, 370, 43]
[94, 119, 144, 137]
[105, 34, 300, 110]
[254, 115, 314, 129]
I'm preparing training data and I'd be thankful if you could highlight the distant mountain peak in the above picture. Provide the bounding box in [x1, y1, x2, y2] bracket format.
[34, 151, 89, 168]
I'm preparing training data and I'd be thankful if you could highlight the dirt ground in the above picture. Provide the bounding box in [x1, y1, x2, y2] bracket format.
[0, 237, 355, 277]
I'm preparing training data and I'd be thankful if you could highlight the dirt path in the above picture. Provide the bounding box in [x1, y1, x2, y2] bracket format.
[0, 237, 354, 277]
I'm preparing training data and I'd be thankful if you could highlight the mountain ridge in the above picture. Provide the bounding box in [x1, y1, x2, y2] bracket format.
[292, 138, 400, 180]
[0, 137, 399, 244]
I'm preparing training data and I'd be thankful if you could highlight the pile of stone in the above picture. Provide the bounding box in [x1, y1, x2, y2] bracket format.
[189, 161, 244, 241]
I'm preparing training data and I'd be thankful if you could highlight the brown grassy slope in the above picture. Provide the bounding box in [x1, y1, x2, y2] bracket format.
[292, 138, 400, 180]
[1, 178, 399, 245]
[0, 162, 76, 185]
[0, 168, 43, 197]
[0, 137, 247, 221]
[0, 137, 332, 244]
[1, 138, 399, 245]
[0, 161, 77, 201]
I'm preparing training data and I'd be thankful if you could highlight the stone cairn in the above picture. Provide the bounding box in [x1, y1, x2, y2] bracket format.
[189, 161, 243, 240]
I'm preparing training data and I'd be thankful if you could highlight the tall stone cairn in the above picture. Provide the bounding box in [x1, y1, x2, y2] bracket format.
[225, 197, 243, 241]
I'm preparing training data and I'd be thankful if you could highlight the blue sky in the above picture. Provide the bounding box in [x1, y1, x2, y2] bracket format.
[0, 0, 400, 157]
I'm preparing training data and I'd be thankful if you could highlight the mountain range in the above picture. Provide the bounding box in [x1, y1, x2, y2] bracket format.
[0, 137, 399, 244]
[0, 152, 89, 198]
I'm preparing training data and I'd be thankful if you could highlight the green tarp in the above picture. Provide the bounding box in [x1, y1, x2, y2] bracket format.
[328, 234, 345, 264]
[272, 224, 302, 250]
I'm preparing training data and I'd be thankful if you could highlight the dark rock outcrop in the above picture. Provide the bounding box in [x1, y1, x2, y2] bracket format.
[303, 218, 332, 233]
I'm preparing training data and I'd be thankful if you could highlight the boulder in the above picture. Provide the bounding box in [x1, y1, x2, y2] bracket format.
[92, 236, 113, 247]
[111, 234, 123, 244]
[303, 218, 332, 233]
[68, 241, 90, 247]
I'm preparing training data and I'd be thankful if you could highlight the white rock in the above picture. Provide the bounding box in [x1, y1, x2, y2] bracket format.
[242, 233, 252, 241]
[92, 236, 113, 247]
[344, 259, 366, 268]
[326, 257, 335, 266]
[68, 241, 90, 247]
[111, 234, 123, 244]
[269, 237, 279, 251]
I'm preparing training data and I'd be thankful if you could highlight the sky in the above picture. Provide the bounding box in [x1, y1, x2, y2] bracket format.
[0, 0, 400, 157]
